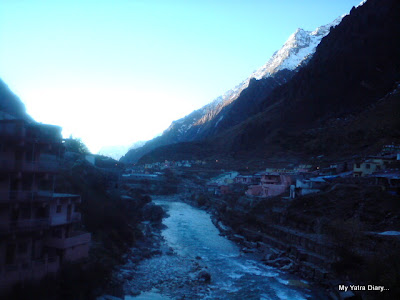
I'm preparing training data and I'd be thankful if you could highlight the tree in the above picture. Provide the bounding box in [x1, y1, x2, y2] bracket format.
[64, 136, 90, 154]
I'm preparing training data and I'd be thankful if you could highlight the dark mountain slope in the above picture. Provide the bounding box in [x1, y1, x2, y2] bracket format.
[123, 14, 347, 164]
[139, 0, 400, 163]
[217, 81, 400, 160]
[271, 0, 400, 129]
[225, 0, 400, 156]
[121, 70, 293, 163]
[205, 70, 294, 137]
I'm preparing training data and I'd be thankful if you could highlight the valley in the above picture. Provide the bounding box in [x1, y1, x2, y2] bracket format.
[100, 158, 400, 299]
[0, 0, 399, 299]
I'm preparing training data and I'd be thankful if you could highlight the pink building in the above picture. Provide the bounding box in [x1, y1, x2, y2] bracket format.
[246, 172, 291, 198]
[245, 185, 263, 197]
[206, 183, 232, 195]
[0, 119, 91, 290]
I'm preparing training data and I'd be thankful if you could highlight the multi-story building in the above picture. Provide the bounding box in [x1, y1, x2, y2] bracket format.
[246, 172, 291, 197]
[289, 177, 327, 199]
[353, 156, 394, 177]
[0, 119, 91, 290]
[234, 175, 256, 185]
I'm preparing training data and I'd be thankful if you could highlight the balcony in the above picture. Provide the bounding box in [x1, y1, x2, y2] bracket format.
[261, 177, 281, 185]
[0, 160, 60, 173]
[49, 212, 81, 226]
[0, 120, 62, 144]
[22, 160, 60, 173]
[45, 231, 91, 249]
[0, 218, 49, 234]
[0, 159, 60, 173]
[0, 256, 59, 289]
[0, 120, 25, 140]
[0, 190, 58, 203]
[0, 191, 35, 203]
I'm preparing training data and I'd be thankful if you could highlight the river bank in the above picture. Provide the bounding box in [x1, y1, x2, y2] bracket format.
[105, 195, 329, 299]
[175, 194, 336, 298]
[184, 183, 400, 300]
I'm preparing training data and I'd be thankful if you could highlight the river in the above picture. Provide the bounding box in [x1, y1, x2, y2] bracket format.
[121, 198, 326, 299]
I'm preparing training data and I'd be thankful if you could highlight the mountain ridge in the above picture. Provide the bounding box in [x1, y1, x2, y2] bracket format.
[121, 16, 344, 163]
[97, 141, 146, 160]
[137, 0, 400, 164]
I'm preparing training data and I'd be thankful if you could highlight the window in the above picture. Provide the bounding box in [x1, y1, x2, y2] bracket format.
[355, 163, 361, 168]
[56, 205, 62, 213]
[366, 164, 370, 169]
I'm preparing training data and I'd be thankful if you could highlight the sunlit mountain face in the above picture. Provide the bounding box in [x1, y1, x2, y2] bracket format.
[131, 0, 400, 164]
[121, 15, 345, 163]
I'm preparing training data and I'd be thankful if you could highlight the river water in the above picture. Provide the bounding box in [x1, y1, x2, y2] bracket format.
[122, 199, 326, 300]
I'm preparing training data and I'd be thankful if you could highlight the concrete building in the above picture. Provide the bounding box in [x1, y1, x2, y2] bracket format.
[381, 144, 400, 155]
[246, 172, 291, 198]
[353, 157, 394, 177]
[371, 171, 400, 195]
[210, 171, 239, 185]
[234, 175, 256, 185]
[0, 119, 90, 290]
[206, 182, 220, 195]
[290, 178, 327, 199]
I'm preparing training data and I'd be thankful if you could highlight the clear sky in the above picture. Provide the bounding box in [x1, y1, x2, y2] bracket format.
[0, 0, 361, 153]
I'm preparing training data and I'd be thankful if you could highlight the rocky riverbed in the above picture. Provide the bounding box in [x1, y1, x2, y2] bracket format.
[101, 195, 329, 299]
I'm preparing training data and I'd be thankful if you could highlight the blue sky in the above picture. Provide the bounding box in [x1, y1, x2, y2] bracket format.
[0, 0, 361, 153]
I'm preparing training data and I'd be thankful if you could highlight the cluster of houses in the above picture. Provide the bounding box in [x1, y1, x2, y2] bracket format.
[353, 156, 396, 177]
[123, 159, 207, 174]
[121, 160, 208, 181]
[206, 167, 323, 198]
[144, 159, 206, 170]
[206, 145, 400, 199]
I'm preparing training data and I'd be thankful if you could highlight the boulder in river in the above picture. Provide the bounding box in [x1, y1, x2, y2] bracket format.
[197, 270, 211, 283]
[142, 203, 165, 222]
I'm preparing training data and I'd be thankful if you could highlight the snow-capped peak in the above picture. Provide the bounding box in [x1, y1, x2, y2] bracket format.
[251, 16, 343, 80]
[357, 0, 367, 8]
[162, 15, 345, 134]
[198, 15, 344, 117]
[121, 13, 348, 161]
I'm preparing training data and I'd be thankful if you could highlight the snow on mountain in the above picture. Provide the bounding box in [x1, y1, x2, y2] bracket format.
[357, 0, 367, 7]
[252, 16, 343, 80]
[122, 14, 346, 162]
[166, 16, 344, 134]
[223, 17, 343, 107]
